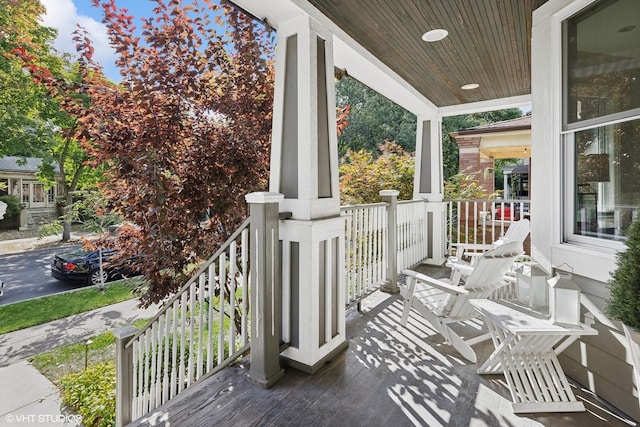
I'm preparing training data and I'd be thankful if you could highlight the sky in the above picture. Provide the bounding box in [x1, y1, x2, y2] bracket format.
[40, 0, 156, 82]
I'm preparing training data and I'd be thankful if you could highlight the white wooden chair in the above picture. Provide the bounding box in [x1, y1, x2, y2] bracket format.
[447, 218, 530, 268]
[399, 241, 524, 363]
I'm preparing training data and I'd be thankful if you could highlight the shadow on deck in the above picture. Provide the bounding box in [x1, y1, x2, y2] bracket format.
[128, 265, 637, 427]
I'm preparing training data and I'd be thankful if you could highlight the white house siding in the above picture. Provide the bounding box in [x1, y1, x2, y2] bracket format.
[533, 0, 639, 420]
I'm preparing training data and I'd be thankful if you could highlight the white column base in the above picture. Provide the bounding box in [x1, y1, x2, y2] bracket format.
[425, 201, 447, 265]
[279, 216, 347, 373]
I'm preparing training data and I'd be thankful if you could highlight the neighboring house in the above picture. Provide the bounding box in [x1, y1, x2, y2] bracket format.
[0, 156, 63, 230]
[450, 115, 531, 198]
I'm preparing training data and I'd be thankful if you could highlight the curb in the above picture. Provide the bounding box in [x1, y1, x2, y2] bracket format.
[0, 233, 98, 256]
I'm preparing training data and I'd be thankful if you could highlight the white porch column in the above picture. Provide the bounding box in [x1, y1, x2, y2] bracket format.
[414, 115, 447, 265]
[270, 15, 346, 373]
[413, 115, 443, 202]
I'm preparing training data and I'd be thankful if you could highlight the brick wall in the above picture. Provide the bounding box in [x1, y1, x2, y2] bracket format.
[455, 136, 495, 194]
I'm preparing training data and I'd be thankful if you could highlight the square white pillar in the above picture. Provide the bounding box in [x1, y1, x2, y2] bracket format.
[279, 217, 347, 373]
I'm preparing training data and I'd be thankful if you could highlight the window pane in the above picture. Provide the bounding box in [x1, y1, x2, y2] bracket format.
[0, 179, 7, 196]
[32, 183, 44, 203]
[11, 180, 19, 197]
[22, 183, 29, 204]
[575, 118, 640, 240]
[566, 0, 640, 124]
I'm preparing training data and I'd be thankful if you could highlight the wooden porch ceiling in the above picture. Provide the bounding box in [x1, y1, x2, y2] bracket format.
[481, 145, 531, 159]
[307, 0, 549, 108]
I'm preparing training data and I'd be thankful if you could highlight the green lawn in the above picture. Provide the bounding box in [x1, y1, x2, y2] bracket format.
[30, 318, 148, 386]
[0, 280, 142, 335]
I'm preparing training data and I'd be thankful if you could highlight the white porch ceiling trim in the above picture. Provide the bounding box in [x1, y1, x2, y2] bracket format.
[331, 37, 438, 116]
[229, 0, 438, 116]
[438, 94, 532, 117]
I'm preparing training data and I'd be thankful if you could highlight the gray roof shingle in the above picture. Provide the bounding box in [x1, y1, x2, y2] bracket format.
[0, 156, 61, 174]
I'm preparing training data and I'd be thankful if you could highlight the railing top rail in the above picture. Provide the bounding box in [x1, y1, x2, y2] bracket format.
[126, 217, 251, 347]
[340, 202, 387, 212]
[445, 198, 531, 204]
[397, 199, 428, 206]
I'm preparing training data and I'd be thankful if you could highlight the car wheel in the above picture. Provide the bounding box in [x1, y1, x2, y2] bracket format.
[88, 269, 109, 286]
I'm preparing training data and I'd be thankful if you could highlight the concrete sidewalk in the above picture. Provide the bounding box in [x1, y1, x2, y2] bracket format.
[0, 298, 158, 426]
[0, 231, 96, 255]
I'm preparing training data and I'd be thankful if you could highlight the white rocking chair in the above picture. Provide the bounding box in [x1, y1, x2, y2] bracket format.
[447, 218, 530, 268]
[400, 241, 524, 363]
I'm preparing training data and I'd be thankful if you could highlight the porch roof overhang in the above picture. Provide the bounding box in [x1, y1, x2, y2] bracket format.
[230, 0, 547, 116]
[451, 115, 532, 159]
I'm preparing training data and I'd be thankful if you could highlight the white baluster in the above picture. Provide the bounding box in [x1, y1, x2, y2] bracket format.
[207, 263, 215, 371]
[229, 242, 238, 357]
[170, 299, 178, 399]
[241, 229, 249, 345]
[187, 284, 196, 387]
[197, 273, 205, 380]
[218, 253, 226, 364]
[178, 292, 187, 393]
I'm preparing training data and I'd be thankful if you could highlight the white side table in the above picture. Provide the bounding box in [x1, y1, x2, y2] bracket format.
[470, 299, 597, 413]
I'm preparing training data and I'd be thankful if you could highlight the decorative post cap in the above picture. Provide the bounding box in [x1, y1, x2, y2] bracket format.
[548, 271, 580, 290]
[379, 190, 400, 197]
[245, 192, 284, 204]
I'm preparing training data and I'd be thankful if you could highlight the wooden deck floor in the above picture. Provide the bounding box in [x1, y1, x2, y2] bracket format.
[128, 266, 637, 427]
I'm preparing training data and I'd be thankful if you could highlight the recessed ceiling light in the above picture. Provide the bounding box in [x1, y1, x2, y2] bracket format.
[619, 25, 637, 33]
[461, 83, 479, 90]
[422, 29, 448, 42]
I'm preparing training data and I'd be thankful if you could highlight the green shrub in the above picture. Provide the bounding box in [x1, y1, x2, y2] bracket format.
[606, 219, 640, 329]
[0, 194, 21, 217]
[60, 361, 116, 427]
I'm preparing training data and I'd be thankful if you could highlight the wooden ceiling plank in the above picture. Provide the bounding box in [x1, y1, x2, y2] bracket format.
[307, 0, 546, 107]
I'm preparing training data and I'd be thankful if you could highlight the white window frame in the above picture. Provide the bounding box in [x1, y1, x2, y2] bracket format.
[560, 0, 640, 252]
[531, 0, 621, 282]
[22, 181, 47, 208]
[562, 115, 640, 252]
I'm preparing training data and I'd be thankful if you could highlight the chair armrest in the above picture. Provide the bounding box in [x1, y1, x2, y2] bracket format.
[451, 262, 474, 276]
[402, 269, 469, 295]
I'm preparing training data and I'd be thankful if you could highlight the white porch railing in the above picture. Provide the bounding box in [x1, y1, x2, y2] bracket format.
[116, 191, 438, 424]
[446, 199, 531, 255]
[397, 200, 429, 271]
[341, 203, 387, 307]
[117, 219, 251, 422]
[341, 194, 430, 306]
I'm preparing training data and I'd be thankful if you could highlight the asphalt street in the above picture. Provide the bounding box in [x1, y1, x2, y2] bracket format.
[0, 244, 88, 305]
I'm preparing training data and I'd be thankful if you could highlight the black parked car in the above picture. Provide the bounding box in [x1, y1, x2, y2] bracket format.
[51, 246, 131, 286]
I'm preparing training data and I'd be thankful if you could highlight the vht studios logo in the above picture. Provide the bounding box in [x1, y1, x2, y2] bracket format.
[4, 413, 83, 424]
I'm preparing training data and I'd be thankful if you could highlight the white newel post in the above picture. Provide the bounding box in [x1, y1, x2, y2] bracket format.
[269, 15, 347, 373]
[413, 115, 447, 265]
[380, 190, 399, 293]
[246, 192, 285, 388]
[425, 202, 447, 265]
[115, 325, 138, 427]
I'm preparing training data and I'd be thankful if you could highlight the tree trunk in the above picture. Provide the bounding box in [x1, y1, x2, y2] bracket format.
[62, 192, 73, 241]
